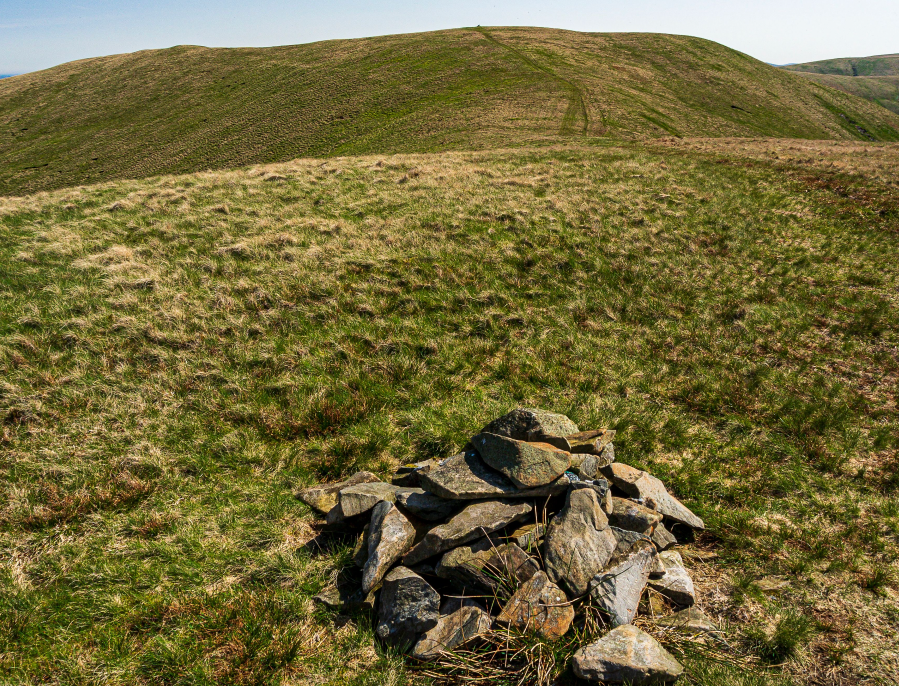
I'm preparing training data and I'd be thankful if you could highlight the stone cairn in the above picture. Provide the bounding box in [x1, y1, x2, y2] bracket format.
[298, 409, 715, 684]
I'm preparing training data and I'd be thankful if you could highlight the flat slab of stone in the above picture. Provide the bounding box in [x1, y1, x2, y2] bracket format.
[403, 500, 533, 566]
[339, 481, 406, 518]
[567, 429, 616, 455]
[609, 497, 663, 534]
[480, 408, 579, 449]
[601, 463, 704, 530]
[395, 489, 461, 521]
[436, 539, 538, 597]
[411, 598, 492, 661]
[376, 567, 440, 651]
[363, 502, 417, 593]
[544, 487, 617, 597]
[589, 541, 656, 627]
[656, 606, 718, 633]
[572, 624, 683, 684]
[610, 527, 653, 558]
[296, 471, 380, 514]
[472, 432, 571, 488]
[496, 571, 574, 640]
[648, 551, 695, 606]
[419, 451, 570, 500]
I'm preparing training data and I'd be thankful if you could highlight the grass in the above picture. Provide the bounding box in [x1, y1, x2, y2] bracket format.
[782, 54, 899, 77]
[3, 28, 899, 196]
[790, 74, 899, 116]
[1, 138, 898, 684]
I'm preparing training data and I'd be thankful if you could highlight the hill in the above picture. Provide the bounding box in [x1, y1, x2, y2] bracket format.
[782, 53, 899, 76]
[782, 54, 899, 115]
[3, 27, 899, 196]
[1, 139, 898, 685]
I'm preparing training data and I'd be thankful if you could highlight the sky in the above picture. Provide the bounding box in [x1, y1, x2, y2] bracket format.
[1, 0, 897, 75]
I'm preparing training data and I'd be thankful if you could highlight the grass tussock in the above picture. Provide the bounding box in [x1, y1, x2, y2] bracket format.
[0, 141, 897, 684]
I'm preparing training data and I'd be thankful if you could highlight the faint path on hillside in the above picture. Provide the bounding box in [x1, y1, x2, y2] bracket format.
[474, 27, 590, 135]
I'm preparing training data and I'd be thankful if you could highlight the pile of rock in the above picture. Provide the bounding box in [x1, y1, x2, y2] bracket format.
[298, 409, 713, 684]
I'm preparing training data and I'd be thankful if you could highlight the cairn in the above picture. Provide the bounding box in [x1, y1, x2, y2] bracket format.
[298, 409, 713, 684]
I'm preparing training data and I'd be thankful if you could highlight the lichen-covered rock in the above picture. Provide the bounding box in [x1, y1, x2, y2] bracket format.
[567, 429, 616, 455]
[395, 488, 461, 521]
[648, 551, 695, 606]
[403, 500, 533, 566]
[296, 471, 381, 514]
[471, 432, 571, 488]
[376, 567, 440, 651]
[609, 526, 653, 557]
[496, 571, 574, 640]
[418, 451, 570, 500]
[479, 408, 579, 449]
[505, 522, 545, 552]
[609, 497, 663, 534]
[314, 583, 376, 613]
[601, 463, 704, 530]
[544, 487, 617, 597]
[362, 502, 417, 593]
[651, 523, 678, 551]
[589, 541, 656, 627]
[436, 539, 538, 597]
[353, 523, 371, 567]
[572, 479, 613, 514]
[411, 598, 492, 661]
[572, 624, 683, 684]
[338, 482, 406, 518]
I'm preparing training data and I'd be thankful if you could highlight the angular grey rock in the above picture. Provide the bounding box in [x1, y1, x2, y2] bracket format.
[376, 567, 440, 650]
[651, 523, 678, 552]
[419, 451, 570, 500]
[411, 598, 492, 661]
[573, 479, 613, 514]
[610, 526, 653, 557]
[395, 488, 461, 521]
[601, 463, 704, 530]
[392, 459, 437, 487]
[577, 445, 615, 478]
[505, 522, 545, 552]
[655, 606, 718, 633]
[572, 624, 684, 684]
[480, 408, 579, 449]
[403, 500, 533, 566]
[648, 551, 695, 606]
[544, 487, 617, 597]
[363, 502, 417, 593]
[472, 432, 571, 488]
[567, 429, 616, 455]
[649, 554, 667, 579]
[296, 471, 381, 514]
[496, 571, 574, 640]
[589, 541, 656, 627]
[609, 497, 663, 534]
[339, 482, 406, 518]
[436, 539, 539, 597]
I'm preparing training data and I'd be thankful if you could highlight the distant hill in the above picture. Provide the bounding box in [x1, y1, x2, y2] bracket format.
[782, 54, 899, 76]
[2, 27, 899, 196]
[782, 54, 899, 116]
[0, 75, 15, 80]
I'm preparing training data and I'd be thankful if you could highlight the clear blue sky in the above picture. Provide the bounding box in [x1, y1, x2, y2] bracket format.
[2, 0, 897, 75]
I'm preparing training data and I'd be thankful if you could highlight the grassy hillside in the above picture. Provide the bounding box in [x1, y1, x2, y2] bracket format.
[3, 27, 899, 196]
[1, 140, 898, 685]
[793, 74, 899, 116]
[783, 54, 899, 76]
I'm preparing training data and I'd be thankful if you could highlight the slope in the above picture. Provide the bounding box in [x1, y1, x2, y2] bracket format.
[782, 53, 899, 76]
[1, 141, 898, 685]
[2, 27, 899, 196]
[790, 73, 899, 116]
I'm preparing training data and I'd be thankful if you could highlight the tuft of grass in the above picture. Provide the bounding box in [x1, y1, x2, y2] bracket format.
[744, 611, 816, 665]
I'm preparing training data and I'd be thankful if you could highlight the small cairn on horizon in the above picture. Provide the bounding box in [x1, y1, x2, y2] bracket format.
[298, 409, 715, 684]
